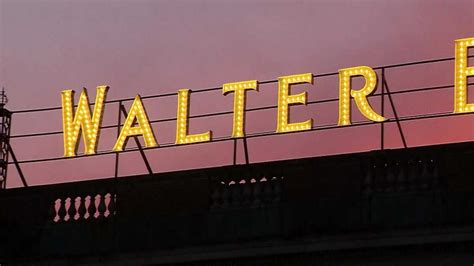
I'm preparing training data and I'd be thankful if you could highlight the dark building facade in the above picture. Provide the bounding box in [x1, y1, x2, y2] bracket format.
[1, 141, 474, 265]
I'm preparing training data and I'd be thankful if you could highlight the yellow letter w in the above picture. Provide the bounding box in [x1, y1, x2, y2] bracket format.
[61, 86, 109, 157]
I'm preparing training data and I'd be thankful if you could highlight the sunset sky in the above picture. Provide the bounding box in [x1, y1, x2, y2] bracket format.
[1, 0, 473, 188]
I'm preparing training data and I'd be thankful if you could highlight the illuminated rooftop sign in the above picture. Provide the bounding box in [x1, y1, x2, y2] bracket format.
[61, 37, 474, 157]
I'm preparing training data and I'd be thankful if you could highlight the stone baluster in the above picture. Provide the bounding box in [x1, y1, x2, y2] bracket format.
[77, 195, 87, 221]
[68, 197, 76, 221]
[104, 193, 113, 217]
[88, 194, 98, 219]
[97, 194, 106, 219]
[52, 198, 61, 223]
[109, 193, 117, 216]
[57, 198, 67, 222]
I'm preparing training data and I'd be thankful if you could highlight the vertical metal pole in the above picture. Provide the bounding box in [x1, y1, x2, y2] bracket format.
[114, 101, 122, 178]
[233, 138, 237, 165]
[243, 137, 249, 165]
[380, 68, 385, 150]
[112, 102, 122, 254]
[383, 78, 408, 148]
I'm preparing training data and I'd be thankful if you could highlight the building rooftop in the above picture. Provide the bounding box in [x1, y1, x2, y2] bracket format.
[1, 141, 474, 265]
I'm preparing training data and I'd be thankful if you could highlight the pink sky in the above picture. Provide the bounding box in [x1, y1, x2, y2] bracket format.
[1, 0, 473, 188]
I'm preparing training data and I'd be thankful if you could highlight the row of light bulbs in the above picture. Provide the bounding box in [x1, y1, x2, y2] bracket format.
[61, 37, 473, 157]
[454, 38, 474, 113]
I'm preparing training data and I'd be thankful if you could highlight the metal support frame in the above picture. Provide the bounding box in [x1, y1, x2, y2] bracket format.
[6, 56, 470, 187]
[119, 104, 154, 175]
[0, 108, 11, 189]
[0, 107, 27, 188]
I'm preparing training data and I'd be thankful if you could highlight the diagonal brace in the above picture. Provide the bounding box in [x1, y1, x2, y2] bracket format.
[119, 105, 154, 175]
[7, 144, 28, 187]
[383, 76, 408, 148]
